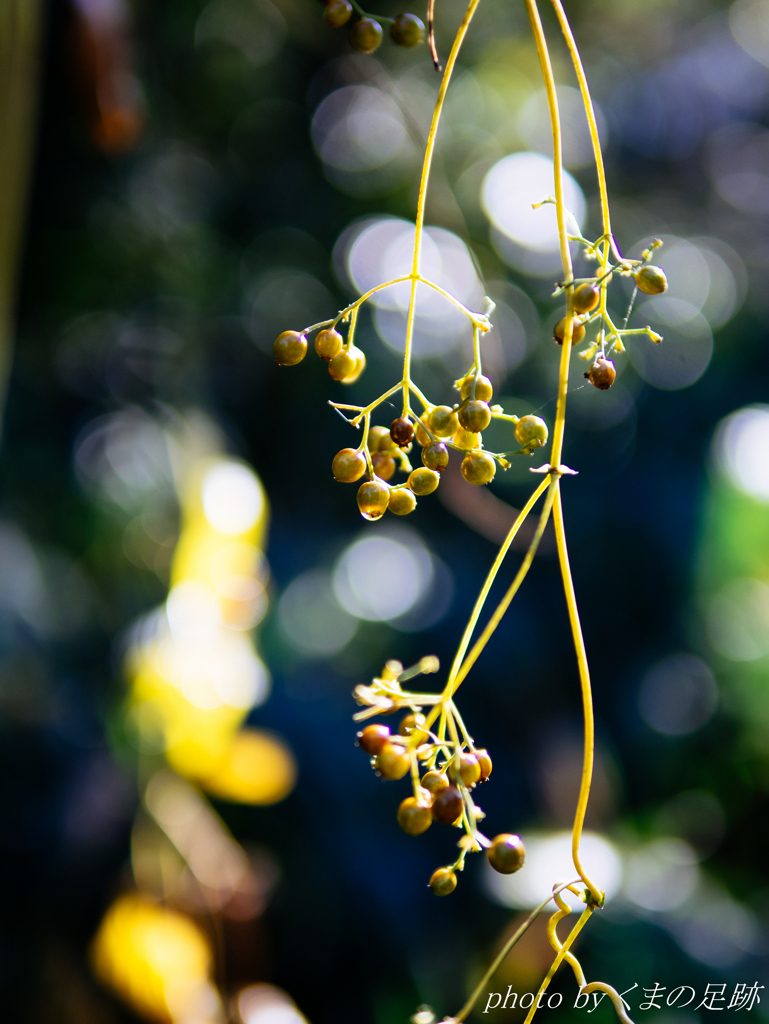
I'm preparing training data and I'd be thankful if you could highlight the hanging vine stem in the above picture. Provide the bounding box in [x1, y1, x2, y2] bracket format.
[278, 0, 667, 1017]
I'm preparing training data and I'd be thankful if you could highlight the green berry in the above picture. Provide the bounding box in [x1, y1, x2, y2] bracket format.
[324, 0, 352, 25]
[634, 265, 667, 295]
[350, 17, 383, 52]
[390, 12, 425, 46]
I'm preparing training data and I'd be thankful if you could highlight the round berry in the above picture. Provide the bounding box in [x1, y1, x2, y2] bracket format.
[421, 771, 449, 794]
[350, 16, 383, 52]
[461, 452, 496, 486]
[358, 723, 390, 755]
[635, 265, 667, 295]
[390, 416, 414, 448]
[429, 406, 459, 438]
[514, 415, 548, 450]
[487, 833, 526, 874]
[372, 452, 396, 481]
[398, 797, 432, 835]
[584, 357, 616, 390]
[476, 749, 492, 781]
[460, 374, 493, 402]
[449, 752, 481, 787]
[415, 423, 432, 447]
[315, 328, 343, 360]
[389, 488, 416, 515]
[357, 478, 390, 520]
[422, 442, 449, 473]
[408, 468, 440, 495]
[572, 282, 600, 314]
[333, 448, 366, 482]
[376, 742, 410, 780]
[553, 317, 585, 346]
[370, 425, 397, 453]
[390, 12, 424, 46]
[458, 400, 491, 433]
[328, 349, 356, 381]
[431, 784, 462, 824]
[324, 0, 352, 25]
[343, 346, 366, 384]
[453, 427, 478, 451]
[429, 867, 457, 896]
[399, 712, 428, 744]
[273, 331, 307, 366]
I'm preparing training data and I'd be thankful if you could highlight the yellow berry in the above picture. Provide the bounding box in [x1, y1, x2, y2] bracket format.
[452, 427, 478, 450]
[422, 442, 449, 472]
[389, 488, 416, 515]
[328, 349, 356, 381]
[273, 331, 307, 366]
[342, 346, 366, 384]
[459, 374, 493, 402]
[376, 742, 410, 779]
[333, 448, 366, 482]
[476, 749, 492, 780]
[553, 317, 585, 346]
[449, 752, 481, 787]
[357, 479, 390, 520]
[572, 282, 600, 314]
[514, 415, 548, 450]
[461, 451, 495, 485]
[429, 867, 457, 896]
[372, 452, 396, 481]
[398, 797, 432, 835]
[458, 400, 491, 433]
[369, 425, 397, 453]
[315, 328, 343, 360]
[408, 468, 440, 495]
[429, 406, 459, 438]
[421, 771, 448, 794]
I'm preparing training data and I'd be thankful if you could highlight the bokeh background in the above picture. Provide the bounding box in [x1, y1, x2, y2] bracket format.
[4, 0, 769, 1020]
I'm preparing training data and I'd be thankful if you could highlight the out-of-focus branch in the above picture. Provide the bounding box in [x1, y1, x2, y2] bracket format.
[0, 0, 43, 441]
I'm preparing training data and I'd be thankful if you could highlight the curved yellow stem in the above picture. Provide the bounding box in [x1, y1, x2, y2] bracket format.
[402, 0, 482, 402]
[553, 485, 600, 902]
[522, 907, 594, 1024]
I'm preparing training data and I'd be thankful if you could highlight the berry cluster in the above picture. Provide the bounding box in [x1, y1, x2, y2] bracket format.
[273, 231, 666, 522]
[275, 310, 551, 519]
[317, 0, 425, 56]
[552, 240, 668, 392]
[353, 657, 526, 894]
